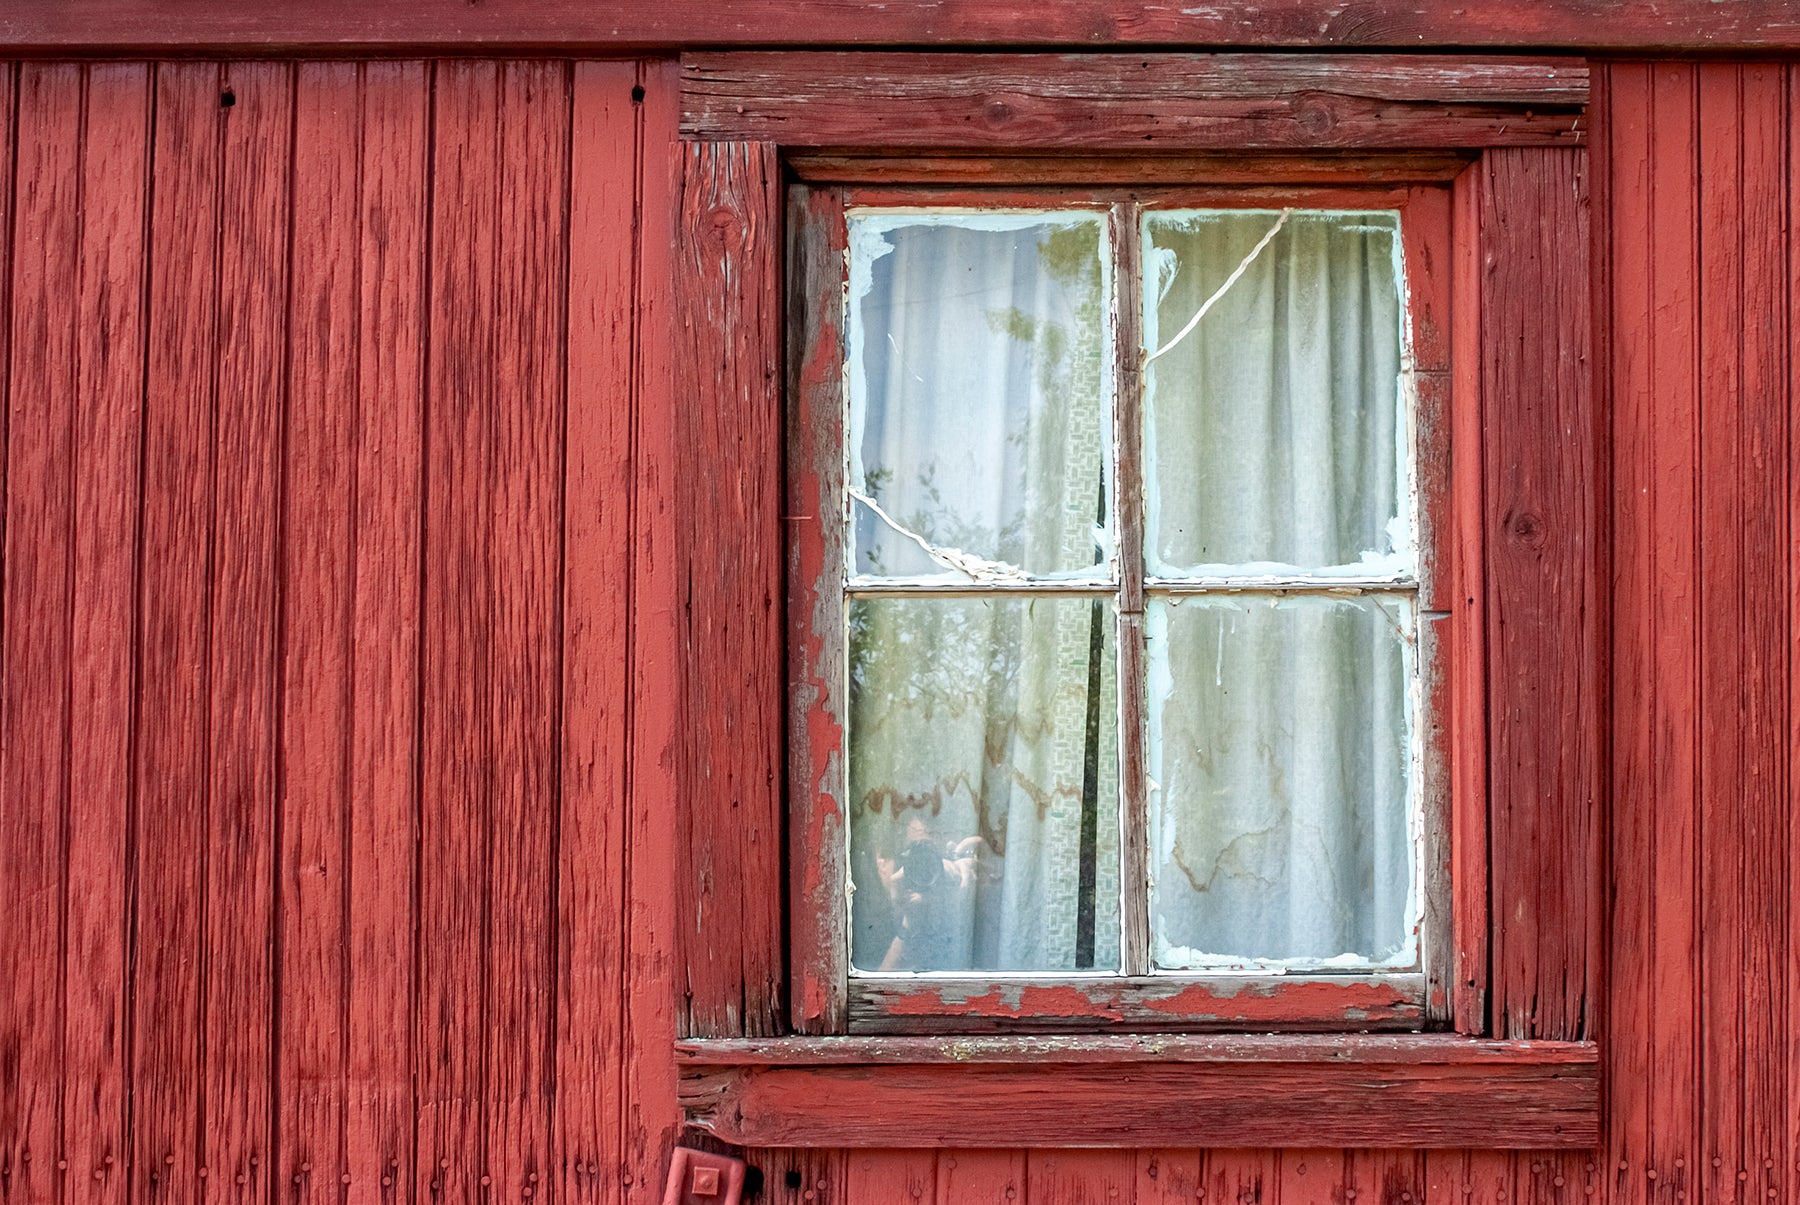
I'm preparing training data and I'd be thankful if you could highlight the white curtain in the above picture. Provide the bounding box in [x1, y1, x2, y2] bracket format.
[846, 215, 1118, 972]
[1143, 210, 1413, 969]
[843, 210, 1415, 975]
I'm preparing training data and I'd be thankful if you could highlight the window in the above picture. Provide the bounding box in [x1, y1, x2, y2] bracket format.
[673, 50, 1599, 1150]
[792, 183, 1456, 1031]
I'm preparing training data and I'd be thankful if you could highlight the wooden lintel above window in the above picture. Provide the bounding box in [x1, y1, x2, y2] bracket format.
[680, 53, 1588, 149]
[676, 1034, 1600, 1149]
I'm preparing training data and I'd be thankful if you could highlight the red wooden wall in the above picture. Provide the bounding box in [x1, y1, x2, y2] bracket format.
[0, 55, 1792, 1205]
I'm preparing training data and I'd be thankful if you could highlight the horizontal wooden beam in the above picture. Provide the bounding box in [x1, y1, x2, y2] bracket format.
[683, 53, 1588, 149]
[788, 150, 1476, 186]
[677, 1034, 1600, 1148]
[3, 1, 1799, 54]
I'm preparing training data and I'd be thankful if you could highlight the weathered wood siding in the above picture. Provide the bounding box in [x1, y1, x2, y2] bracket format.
[0, 56, 1792, 1205]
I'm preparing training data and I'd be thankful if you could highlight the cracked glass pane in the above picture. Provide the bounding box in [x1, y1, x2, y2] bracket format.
[847, 212, 1112, 581]
[847, 595, 1121, 973]
[1146, 594, 1415, 970]
[1143, 210, 1408, 577]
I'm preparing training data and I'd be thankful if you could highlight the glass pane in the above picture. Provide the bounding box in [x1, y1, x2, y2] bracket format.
[1146, 595, 1415, 969]
[848, 212, 1112, 581]
[848, 595, 1120, 972]
[1143, 210, 1407, 576]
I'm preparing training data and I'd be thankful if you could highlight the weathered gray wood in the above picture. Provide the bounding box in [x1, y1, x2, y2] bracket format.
[682, 53, 1589, 149]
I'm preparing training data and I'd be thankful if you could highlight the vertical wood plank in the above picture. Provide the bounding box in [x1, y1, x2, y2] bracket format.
[785, 179, 849, 1035]
[1202, 1150, 1276, 1205]
[1448, 157, 1489, 1038]
[1609, 59, 1702, 1204]
[621, 56, 686, 1199]
[1695, 63, 1745, 1205]
[280, 58, 361, 1205]
[132, 57, 222, 1205]
[201, 58, 289, 1205]
[419, 57, 499, 1205]
[63, 60, 151, 1205]
[1646, 61, 1702, 1203]
[672, 136, 784, 1039]
[1030, 1150, 1134, 1205]
[1479, 143, 1599, 1043]
[343, 60, 428, 1205]
[558, 57, 636, 1205]
[1604, 58, 1654, 1205]
[754, 1150, 848, 1205]
[1137, 1150, 1199, 1205]
[1, 59, 80, 1205]
[1272, 1150, 1343, 1205]
[939, 1151, 1027, 1205]
[1695, 58, 1789, 1205]
[846, 1151, 936, 1205]
[482, 57, 567, 1205]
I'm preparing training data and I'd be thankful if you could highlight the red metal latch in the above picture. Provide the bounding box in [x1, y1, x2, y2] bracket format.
[661, 1147, 747, 1205]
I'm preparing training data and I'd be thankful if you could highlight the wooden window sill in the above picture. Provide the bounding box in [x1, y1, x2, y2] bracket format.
[676, 1034, 1598, 1150]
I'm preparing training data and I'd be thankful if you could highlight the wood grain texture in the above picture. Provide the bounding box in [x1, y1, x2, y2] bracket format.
[5, 1, 1800, 54]
[785, 182, 848, 1036]
[483, 58, 567, 1205]
[681, 53, 1588, 150]
[62, 61, 151, 1205]
[200, 57, 289, 1205]
[671, 137, 785, 1039]
[343, 59, 428, 1205]
[558, 57, 636, 1205]
[620, 55, 685, 1202]
[1609, 60, 1705, 1203]
[418, 59, 501, 1205]
[1695, 60, 1789, 1205]
[1, 59, 80, 1205]
[1479, 145, 1600, 1042]
[678, 1038, 1600, 1149]
[280, 61, 362, 1205]
[132, 58, 223, 1205]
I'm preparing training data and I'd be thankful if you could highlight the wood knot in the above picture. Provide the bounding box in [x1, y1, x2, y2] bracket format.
[983, 99, 1014, 126]
[1507, 509, 1546, 548]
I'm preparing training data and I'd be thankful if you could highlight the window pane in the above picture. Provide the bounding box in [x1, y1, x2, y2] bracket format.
[848, 213, 1112, 580]
[848, 595, 1120, 972]
[1143, 210, 1407, 576]
[1146, 595, 1415, 969]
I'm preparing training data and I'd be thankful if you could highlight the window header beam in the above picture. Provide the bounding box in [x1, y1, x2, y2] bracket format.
[683, 53, 1588, 149]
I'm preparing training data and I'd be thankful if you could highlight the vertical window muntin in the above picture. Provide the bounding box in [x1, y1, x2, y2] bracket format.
[839, 196, 1425, 984]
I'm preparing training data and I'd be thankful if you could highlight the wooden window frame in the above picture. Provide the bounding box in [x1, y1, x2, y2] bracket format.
[790, 179, 1460, 1035]
[668, 51, 1602, 1150]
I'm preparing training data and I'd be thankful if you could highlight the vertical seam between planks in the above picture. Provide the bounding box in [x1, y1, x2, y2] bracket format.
[617, 56, 649, 1196]
[339, 59, 368, 1194]
[1642, 64, 1661, 1177]
[411, 57, 438, 1205]
[1734, 61, 1749, 1177]
[122, 57, 156, 1205]
[547, 54, 573, 1135]
[480, 60, 501, 1196]
[56, 63, 94, 1202]
[269, 58, 301, 1205]
[1778, 58, 1792, 1203]
[1690, 62, 1705, 1188]
[195, 56, 230, 1184]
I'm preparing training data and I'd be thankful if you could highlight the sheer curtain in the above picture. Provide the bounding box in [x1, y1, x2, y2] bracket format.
[845, 214, 1119, 972]
[842, 208, 1417, 976]
[1143, 210, 1414, 970]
